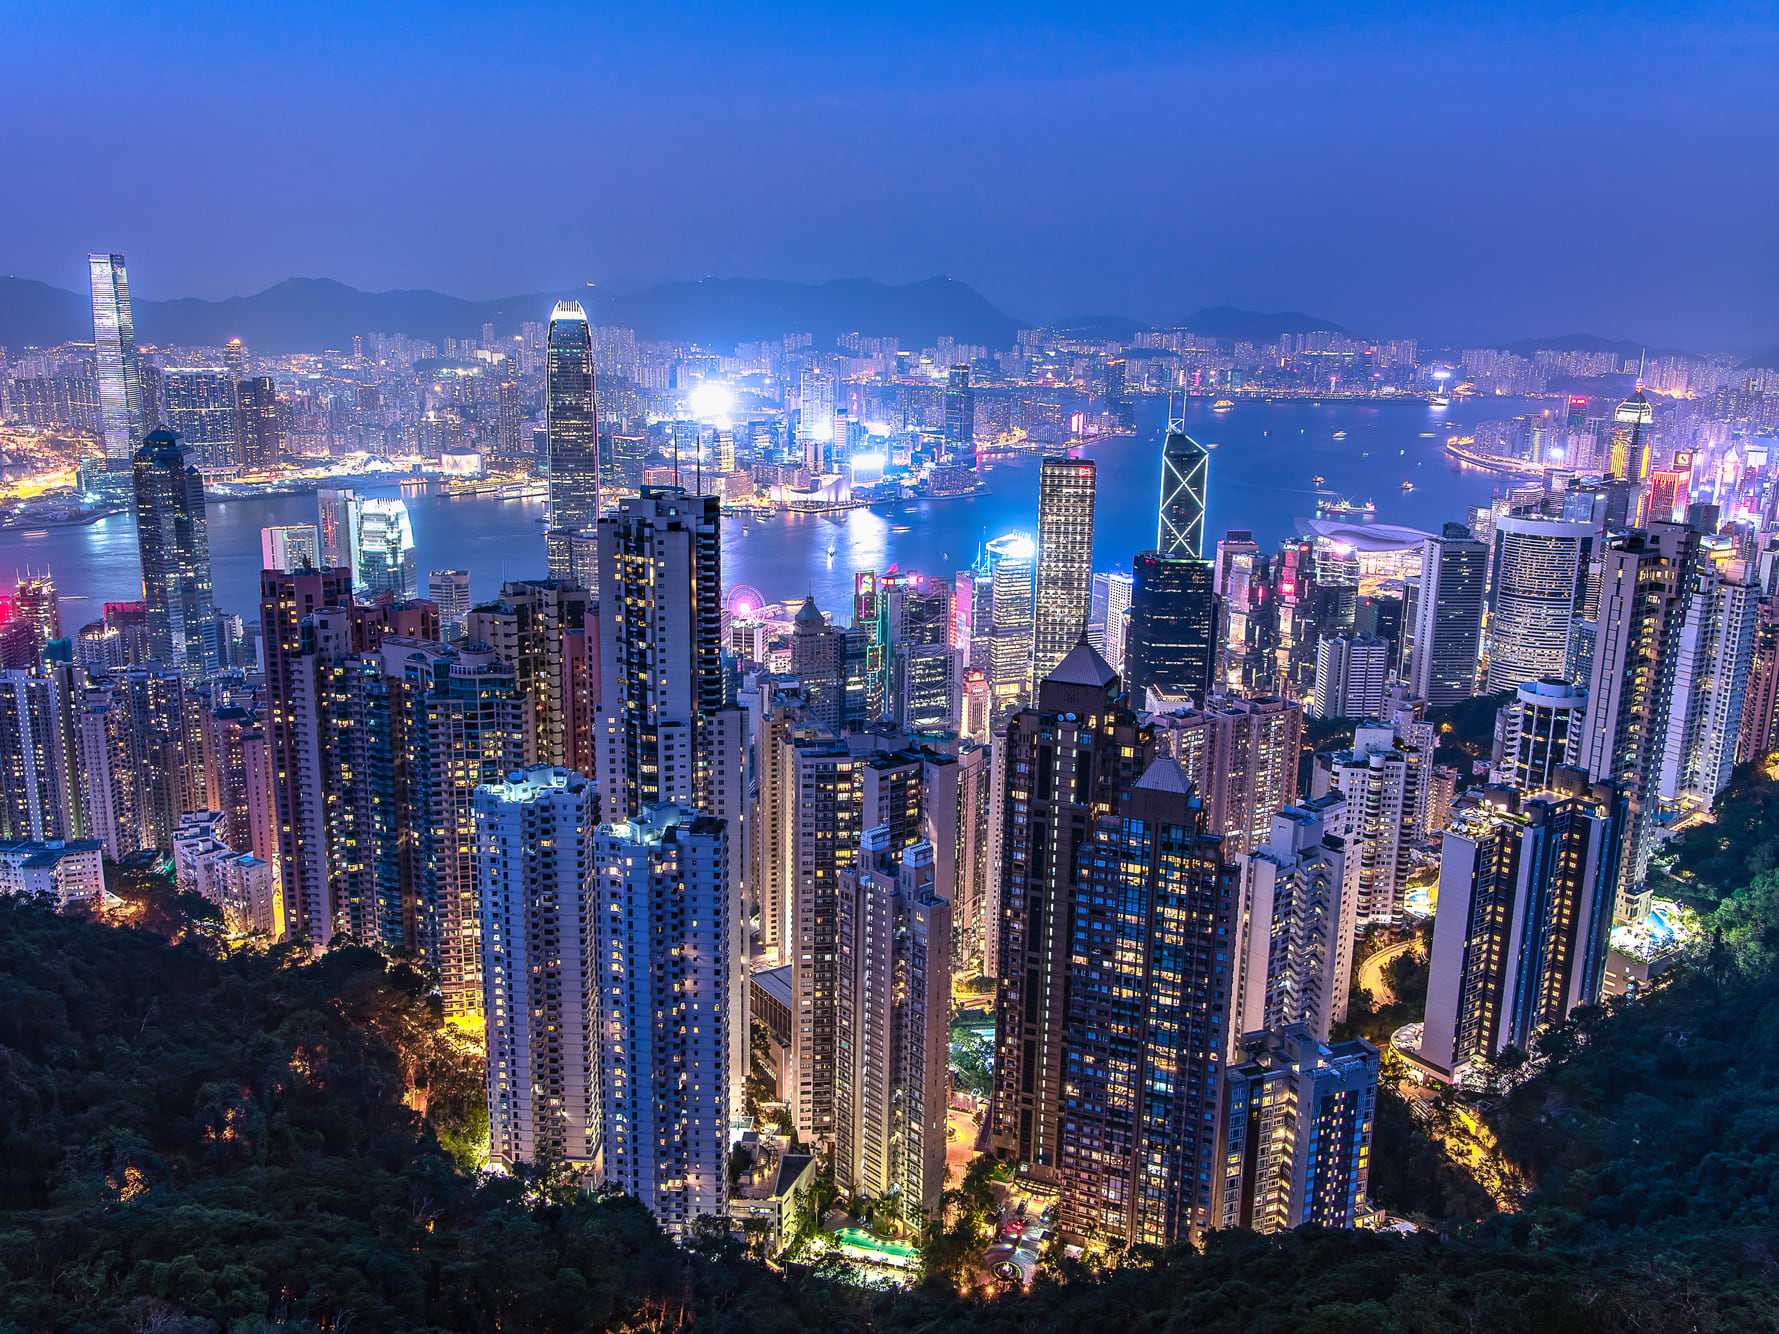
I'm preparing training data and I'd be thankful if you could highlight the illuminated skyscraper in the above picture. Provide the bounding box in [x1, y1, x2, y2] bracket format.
[800, 368, 836, 449]
[943, 366, 975, 455]
[476, 766, 600, 1173]
[355, 498, 418, 599]
[991, 642, 1152, 1178]
[428, 570, 472, 639]
[234, 377, 282, 471]
[162, 371, 239, 472]
[985, 532, 1036, 726]
[132, 431, 219, 681]
[1407, 523, 1487, 706]
[1089, 569, 1134, 673]
[1608, 385, 1654, 482]
[1032, 458, 1097, 683]
[316, 488, 359, 570]
[1056, 756, 1236, 1245]
[1580, 524, 1698, 922]
[1157, 417, 1209, 560]
[1420, 780, 1624, 1082]
[593, 804, 732, 1233]
[545, 301, 600, 571]
[1484, 517, 1593, 695]
[89, 253, 144, 459]
[1214, 1028, 1378, 1234]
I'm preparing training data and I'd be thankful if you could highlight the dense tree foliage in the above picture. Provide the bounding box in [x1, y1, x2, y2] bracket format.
[8, 762, 1779, 1333]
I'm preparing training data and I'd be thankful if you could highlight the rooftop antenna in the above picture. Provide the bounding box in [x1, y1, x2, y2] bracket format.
[1637, 349, 1647, 389]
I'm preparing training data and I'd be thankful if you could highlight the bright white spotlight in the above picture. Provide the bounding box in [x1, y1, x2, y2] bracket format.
[688, 381, 733, 424]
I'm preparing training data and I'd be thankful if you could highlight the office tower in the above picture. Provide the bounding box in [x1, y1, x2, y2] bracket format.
[1497, 677, 1586, 791]
[1032, 458, 1097, 682]
[1215, 1027, 1379, 1234]
[261, 524, 320, 573]
[852, 571, 889, 723]
[886, 575, 955, 731]
[467, 579, 592, 770]
[1217, 532, 1272, 692]
[593, 804, 731, 1232]
[1313, 722, 1425, 930]
[1608, 385, 1654, 482]
[133, 431, 219, 681]
[1088, 569, 1134, 674]
[1124, 550, 1218, 705]
[477, 766, 599, 1173]
[943, 366, 974, 455]
[1234, 796, 1356, 1045]
[316, 488, 358, 569]
[790, 595, 846, 732]
[1272, 537, 1326, 700]
[233, 376, 281, 471]
[1056, 756, 1236, 1245]
[1147, 694, 1303, 857]
[1484, 517, 1594, 694]
[1736, 599, 1779, 767]
[836, 831, 952, 1220]
[545, 300, 600, 551]
[1312, 632, 1389, 720]
[15, 574, 60, 650]
[428, 570, 472, 639]
[1420, 780, 1624, 1081]
[1581, 524, 1698, 923]
[1157, 418, 1209, 561]
[161, 371, 240, 471]
[1407, 523, 1487, 705]
[953, 564, 992, 670]
[990, 641, 1152, 1177]
[355, 498, 418, 599]
[800, 367, 837, 449]
[984, 532, 1036, 727]
[1354, 594, 1405, 666]
[1660, 569, 1759, 812]
[89, 253, 144, 459]
[0, 669, 82, 842]
[594, 489, 723, 820]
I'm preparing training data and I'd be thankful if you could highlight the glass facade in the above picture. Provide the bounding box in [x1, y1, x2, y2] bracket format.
[546, 300, 601, 535]
[132, 431, 219, 680]
[90, 253, 144, 459]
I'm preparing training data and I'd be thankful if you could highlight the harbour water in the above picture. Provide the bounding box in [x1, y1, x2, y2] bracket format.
[0, 396, 1551, 626]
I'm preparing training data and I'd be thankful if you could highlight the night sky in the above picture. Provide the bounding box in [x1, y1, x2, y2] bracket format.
[5, 1, 1775, 348]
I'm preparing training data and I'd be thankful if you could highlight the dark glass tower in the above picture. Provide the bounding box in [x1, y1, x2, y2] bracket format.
[1124, 551, 1218, 703]
[1157, 417, 1209, 560]
[546, 300, 600, 573]
[132, 430, 219, 680]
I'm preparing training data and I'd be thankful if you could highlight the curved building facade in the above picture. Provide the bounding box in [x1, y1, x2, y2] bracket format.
[1485, 517, 1593, 695]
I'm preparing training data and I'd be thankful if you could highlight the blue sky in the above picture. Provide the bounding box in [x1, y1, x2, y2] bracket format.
[3, 1, 1774, 347]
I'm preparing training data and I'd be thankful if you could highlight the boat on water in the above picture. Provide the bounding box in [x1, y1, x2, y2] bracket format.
[1212, 399, 1235, 411]
[1318, 497, 1378, 520]
[1401, 480, 1416, 492]
[891, 525, 911, 533]
[1431, 396, 1452, 408]
[1333, 431, 1347, 439]
[1312, 474, 1327, 487]
[1206, 440, 1220, 449]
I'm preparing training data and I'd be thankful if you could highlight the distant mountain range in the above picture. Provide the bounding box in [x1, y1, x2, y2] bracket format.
[4, 274, 1754, 365]
[0, 275, 1023, 355]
